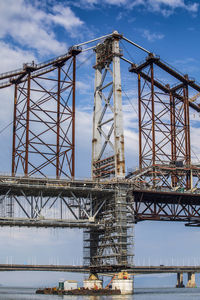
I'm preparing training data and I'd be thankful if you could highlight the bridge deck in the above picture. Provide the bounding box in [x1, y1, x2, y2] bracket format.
[0, 175, 200, 228]
[0, 264, 199, 274]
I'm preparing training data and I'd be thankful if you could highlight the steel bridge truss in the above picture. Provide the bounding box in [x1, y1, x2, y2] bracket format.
[9, 48, 81, 179]
[129, 54, 200, 191]
[0, 175, 111, 228]
[126, 188, 200, 227]
[0, 175, 134, 272]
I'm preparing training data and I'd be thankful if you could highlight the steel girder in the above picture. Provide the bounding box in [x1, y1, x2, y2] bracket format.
[0, 176, 113, 228]
[127, 189, 200, 224]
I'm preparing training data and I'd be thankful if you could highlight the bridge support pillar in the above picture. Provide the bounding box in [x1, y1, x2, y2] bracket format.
[186, 272, 196, 288]
[83, 273, 103, 290]
[112, 272, 133, 294]
[176, 272, 184, 288]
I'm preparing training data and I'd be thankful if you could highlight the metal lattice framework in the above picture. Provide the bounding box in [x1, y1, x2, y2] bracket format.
[10, 49, 80, 179]
[0, 175, 111, 228]
[129, 54, 200, 191]
[127, 189, 200, 226]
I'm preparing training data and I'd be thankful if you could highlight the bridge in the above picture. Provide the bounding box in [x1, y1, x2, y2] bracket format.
[0, 263, 199, 275]
[0, 29, 200, 292]
[0, 263, 198, 288]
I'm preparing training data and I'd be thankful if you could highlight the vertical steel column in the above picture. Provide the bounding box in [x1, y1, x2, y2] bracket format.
[185, 86, 191, 165]
[112, 36, 125, 178]
[56, 67, 61, 178]
[186, 86, 191, 189]
[72, 55, 76, 179]
[170, 92, 177, 187]
[138, 73, 142, 170]
[92, 65, 102, 178]
[25, 74, 31, 176]
[12, 84, 18, 176]
[170, 93, 176, 162]
[183, 85, 191, 189]
[150, 63, 156, 166]
[184, 86, 189, 164]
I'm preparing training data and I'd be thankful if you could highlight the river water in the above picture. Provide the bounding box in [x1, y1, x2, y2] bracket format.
[0, 287, 200, 299]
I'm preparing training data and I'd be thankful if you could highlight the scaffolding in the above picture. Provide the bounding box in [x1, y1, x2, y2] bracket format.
[83, 185, 134, 272]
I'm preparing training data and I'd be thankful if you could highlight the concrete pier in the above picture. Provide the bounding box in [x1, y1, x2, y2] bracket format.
[176, 272, 185, 288]
[83, 274, 102, 289]
[186, 272, 196, 288]
[112, 272, 133, 294]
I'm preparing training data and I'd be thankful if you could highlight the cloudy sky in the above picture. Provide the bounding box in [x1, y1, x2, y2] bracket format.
[0, 0, 200, 288]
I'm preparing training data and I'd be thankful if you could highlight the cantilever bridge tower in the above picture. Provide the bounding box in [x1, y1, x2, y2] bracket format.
[0, 30, 200, 275]
[84, 31, 134, 271]
[92, 31, 125, 179]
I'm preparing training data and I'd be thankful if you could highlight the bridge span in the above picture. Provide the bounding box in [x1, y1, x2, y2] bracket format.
[0, 264, 200, 275]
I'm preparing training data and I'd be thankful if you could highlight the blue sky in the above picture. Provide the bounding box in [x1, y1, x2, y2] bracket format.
[0, 0, 200, 288]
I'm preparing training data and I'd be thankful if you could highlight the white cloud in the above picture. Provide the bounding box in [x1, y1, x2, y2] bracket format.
[51, 5, 84, 30]
[81, 0, 99, 5]
[149, 0, 197, 10]
[0, 41, 36, 73]
[75, 0, 199, 15]
[76, 81, 91, 93]
[104, 0, 128, 4]
[0, 0, 84, 56]
[142, 29, 165, 42]
[147, 0, 199, 15]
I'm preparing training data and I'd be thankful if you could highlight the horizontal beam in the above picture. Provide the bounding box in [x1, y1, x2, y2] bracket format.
[0, 264, 89, 273]
[129, 265, 200, 274]
[74, 33, 113, 47]
[122, 36, 151, 54]
[1, 264, 200, 274]
[0, 218, 100, 228]
[132, 189, 200, 204]
[0, 48, 81, 86]
[129, 67, 200, 112]
[0, 175, 116, 197]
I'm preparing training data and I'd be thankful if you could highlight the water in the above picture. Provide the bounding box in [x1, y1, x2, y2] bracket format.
[0, 287, 200, 300]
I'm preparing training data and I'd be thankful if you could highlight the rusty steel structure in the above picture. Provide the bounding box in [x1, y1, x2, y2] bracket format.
[129, 54, 200, 192]
[0, 31, 200, 273]
[3, 47, 81, 179]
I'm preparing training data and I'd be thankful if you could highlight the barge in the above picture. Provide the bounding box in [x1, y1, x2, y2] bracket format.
[36, 287, 121, 295]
